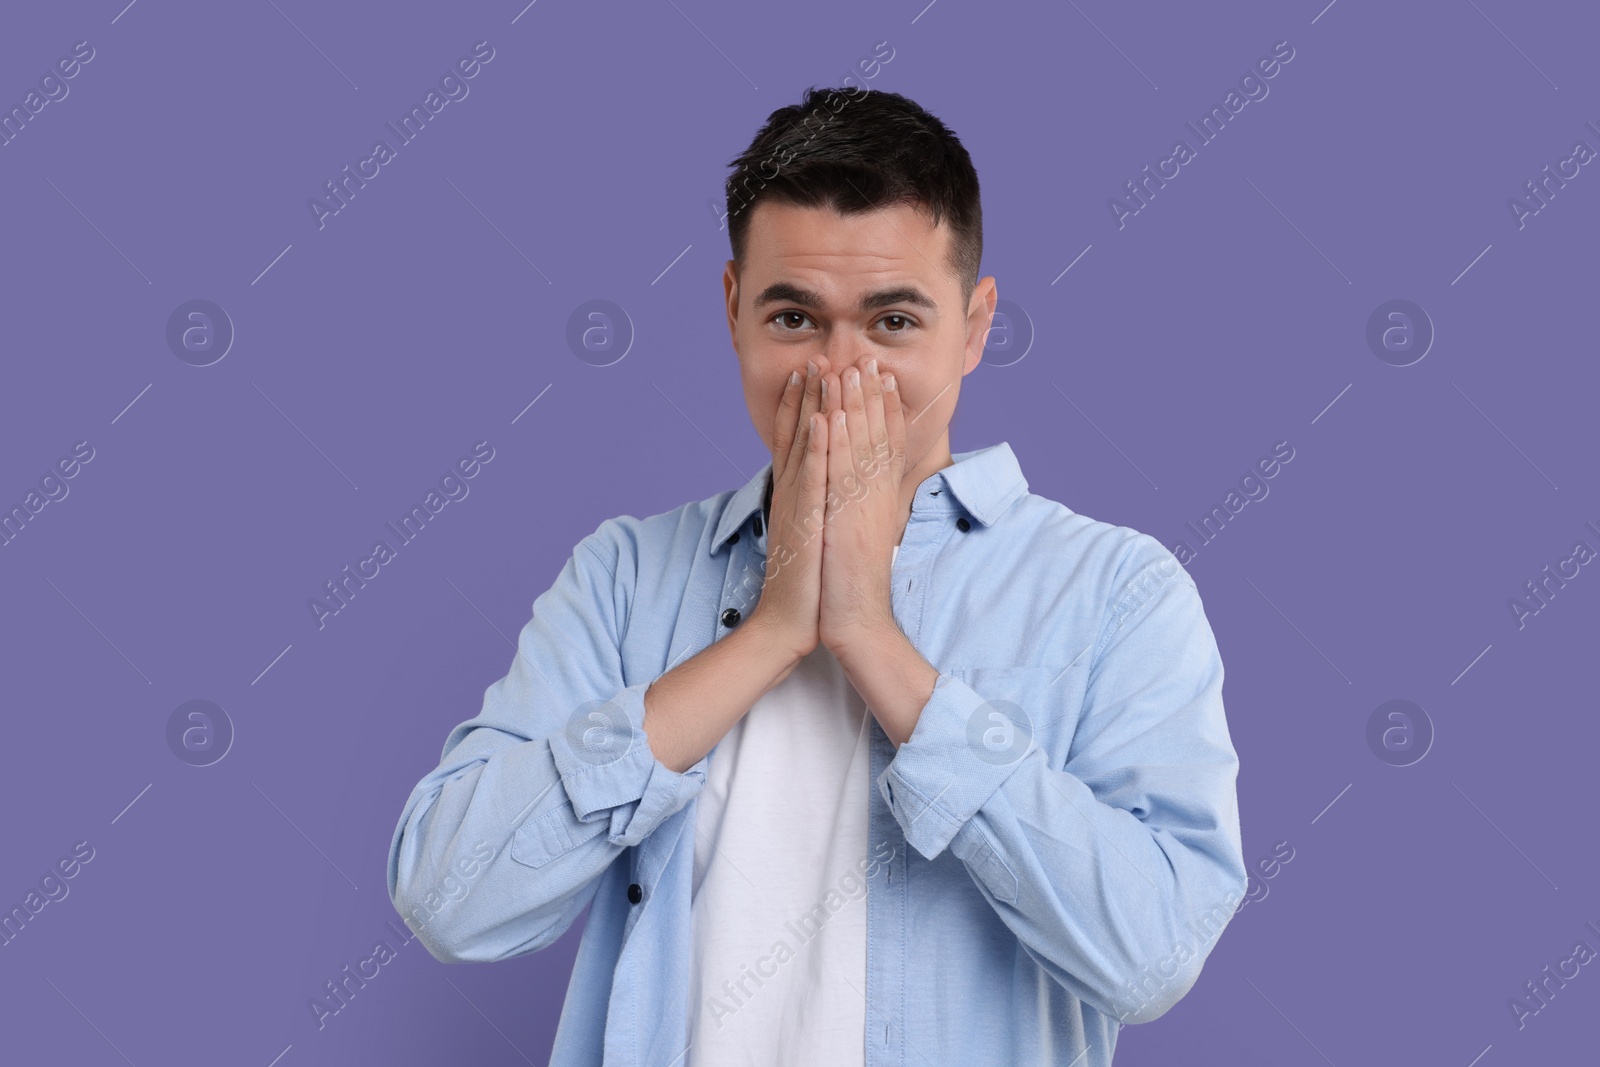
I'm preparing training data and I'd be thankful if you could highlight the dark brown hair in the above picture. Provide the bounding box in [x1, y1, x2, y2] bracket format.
[723, 86, 983, 304]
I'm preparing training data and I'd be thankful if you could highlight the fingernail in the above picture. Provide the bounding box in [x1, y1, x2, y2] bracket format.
[789, 369, 801, 386]
[866, 358, 878, 375]
[806, 360, 818, 378]
[846, 368, 859, 387]
[820, 378, 828, 400]
[884, 374, 896, 392]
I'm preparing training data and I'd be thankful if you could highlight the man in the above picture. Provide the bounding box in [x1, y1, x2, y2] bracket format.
[387, 86, 1247, 1067]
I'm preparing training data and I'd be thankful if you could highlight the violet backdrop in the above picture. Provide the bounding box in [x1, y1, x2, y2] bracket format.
[1, 1, 1596, 1064]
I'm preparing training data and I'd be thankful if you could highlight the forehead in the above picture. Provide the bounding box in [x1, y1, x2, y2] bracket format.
[741, 200, 955, 307]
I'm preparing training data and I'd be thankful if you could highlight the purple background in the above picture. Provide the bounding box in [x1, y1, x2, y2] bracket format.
[2, 1, 1596, 1064]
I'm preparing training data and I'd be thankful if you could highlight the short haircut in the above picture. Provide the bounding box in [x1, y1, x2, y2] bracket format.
[723, 86, 983, 306]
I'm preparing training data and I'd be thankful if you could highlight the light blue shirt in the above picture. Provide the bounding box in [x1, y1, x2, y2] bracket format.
[387, 440, 1247, 1066]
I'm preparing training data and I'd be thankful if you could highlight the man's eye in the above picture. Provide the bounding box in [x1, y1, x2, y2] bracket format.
[774, 311, 812, 330]
[880, 314, 912, 331]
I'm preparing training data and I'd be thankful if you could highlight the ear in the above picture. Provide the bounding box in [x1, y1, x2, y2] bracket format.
[962, 275, 998, 376]
[723, 260, 740, 354]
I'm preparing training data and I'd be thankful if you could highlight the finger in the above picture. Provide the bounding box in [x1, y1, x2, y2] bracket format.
[826, 405, 855, 522]
[773, 412, 824, 583]
[862, 359, 887, 475]
[771, 367, 804, 477]
[821, 371, 840, 418]
[842, 367, 873, 487]
[783, 361, 822, 482]
[882, 372, 908, 477]
[787, 395, 813, 481]
[800, 411, 829, 521]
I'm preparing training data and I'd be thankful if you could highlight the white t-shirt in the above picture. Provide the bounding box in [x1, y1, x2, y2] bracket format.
[685, 546, 898, 1066]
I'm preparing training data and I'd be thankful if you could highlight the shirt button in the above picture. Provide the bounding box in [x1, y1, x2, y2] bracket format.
[721, 607, 742, 628]
[627, 883, 642, 904]
[956, 516, 971, 532]
[753, 515, 763, 537]
[729, 532, 740, 545]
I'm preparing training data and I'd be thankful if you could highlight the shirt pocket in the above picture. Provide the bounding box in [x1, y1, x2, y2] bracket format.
[510, 803, 608, 869]
[947, 664, 1084, 768]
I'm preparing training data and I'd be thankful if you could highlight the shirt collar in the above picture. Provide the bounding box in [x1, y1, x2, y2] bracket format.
[709, 441, 1029, 556]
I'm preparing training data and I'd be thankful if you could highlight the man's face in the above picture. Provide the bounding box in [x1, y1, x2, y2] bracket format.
[723, 200, 995, 476]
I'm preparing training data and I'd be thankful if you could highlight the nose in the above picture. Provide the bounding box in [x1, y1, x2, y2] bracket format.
[825, 334, 876, 375]
[814, 347, 871, 380]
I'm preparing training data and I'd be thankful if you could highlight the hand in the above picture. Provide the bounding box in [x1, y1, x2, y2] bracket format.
[817, 359, 909, 657]
[747, 360, 830, 660]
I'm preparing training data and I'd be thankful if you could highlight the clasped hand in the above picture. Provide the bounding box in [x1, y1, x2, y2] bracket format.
[752, 356, 910, 662]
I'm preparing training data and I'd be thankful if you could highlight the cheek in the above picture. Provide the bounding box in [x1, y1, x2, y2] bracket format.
[893, 378, 949, 440]
[889, 379, 921, 420]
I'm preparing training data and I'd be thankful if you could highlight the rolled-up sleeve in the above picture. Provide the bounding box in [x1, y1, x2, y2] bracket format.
[386, 520, 705, 964]
[876, 536, 1247, 1024]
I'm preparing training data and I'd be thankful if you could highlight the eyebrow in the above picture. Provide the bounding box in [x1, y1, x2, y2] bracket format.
[752, 281, 937, 314]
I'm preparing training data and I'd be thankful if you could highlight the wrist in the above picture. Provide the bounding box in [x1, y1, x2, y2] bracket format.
[824, 612, 902, 669]
[741, 608, 811, 667]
